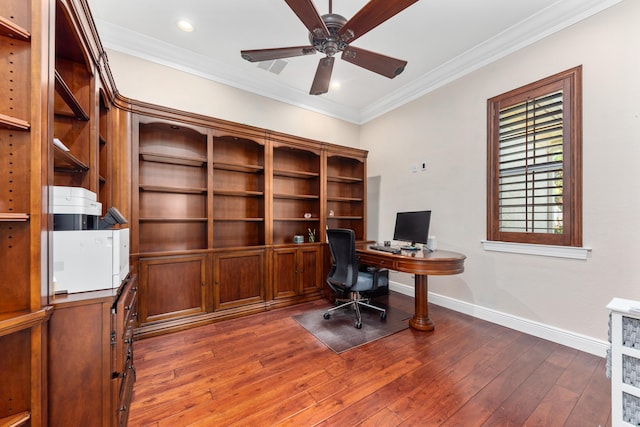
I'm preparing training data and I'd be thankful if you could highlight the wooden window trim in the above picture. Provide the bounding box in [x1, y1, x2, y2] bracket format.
[487, 66, 582, 247]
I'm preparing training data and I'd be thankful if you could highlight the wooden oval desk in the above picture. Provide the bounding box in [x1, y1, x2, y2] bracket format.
[356, 243, 466, 331]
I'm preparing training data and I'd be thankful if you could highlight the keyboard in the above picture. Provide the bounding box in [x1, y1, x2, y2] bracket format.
[369, 245, 401, 254]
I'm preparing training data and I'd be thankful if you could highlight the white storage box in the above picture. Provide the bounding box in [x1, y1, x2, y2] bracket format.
[52, 186, 102, 215]
[607, 297, 640, 426]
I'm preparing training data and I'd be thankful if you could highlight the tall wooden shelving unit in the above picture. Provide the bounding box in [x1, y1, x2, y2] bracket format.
[212, 134, 266, 248]
[270, 134, 324, 303]
[2, 0, 136, 425]
[48, 1, 139, 426]
[137, 120, 210, 252]
[98, 89, 111, 213]
[130, 112, 368, 338]
[325, 149, 367, 241]
[0, 1, 51, 425]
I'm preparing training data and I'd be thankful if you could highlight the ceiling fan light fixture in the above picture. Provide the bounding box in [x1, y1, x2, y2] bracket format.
[177, 19, 194, 32]
[241, 0, 419, 95]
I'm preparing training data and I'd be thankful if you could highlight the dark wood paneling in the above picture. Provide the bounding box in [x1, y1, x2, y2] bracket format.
[273, 248, 297, 298]
[0, 331, 30, 419]
[300, 246, 322, 293]
[214, 250, 265, 309]
[140, 255, 206, 323]
[48, 301, 110, 426]
[0, 222, 30, 312]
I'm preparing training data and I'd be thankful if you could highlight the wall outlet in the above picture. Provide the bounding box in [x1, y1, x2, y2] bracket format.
[411, 163, 418, 173]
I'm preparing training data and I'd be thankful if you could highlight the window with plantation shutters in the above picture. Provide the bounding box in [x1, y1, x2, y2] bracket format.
[487, 66, 582, 247]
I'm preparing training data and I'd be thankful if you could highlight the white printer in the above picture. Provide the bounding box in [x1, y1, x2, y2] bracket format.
[52, 185, 102, 230]
[53, 228, 129, 294]
[52, 186, 130, 294]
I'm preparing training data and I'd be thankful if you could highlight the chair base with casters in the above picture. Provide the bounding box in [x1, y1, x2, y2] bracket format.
[323, 269, 387, 329]
[323, 291, 387, 329]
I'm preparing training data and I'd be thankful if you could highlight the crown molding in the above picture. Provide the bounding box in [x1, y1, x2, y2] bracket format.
[360, 0, 624, 122]
[95, 0, 622, 125]
[95, 20, 362, 123]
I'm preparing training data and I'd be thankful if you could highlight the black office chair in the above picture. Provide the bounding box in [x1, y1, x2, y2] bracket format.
[323, 228, 386, 329]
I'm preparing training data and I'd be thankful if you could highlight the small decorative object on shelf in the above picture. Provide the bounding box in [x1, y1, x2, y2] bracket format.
[293, 235, 304, 244]
[304, 212, 312, 219]
[329, 210, 334, 217]
[308, 228, 316, 242]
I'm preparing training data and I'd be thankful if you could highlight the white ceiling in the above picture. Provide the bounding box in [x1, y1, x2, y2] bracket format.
[87, 0, 621, 124]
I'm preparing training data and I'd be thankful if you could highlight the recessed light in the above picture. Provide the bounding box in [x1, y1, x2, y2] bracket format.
[177, 20, 194, 32]
[331, 81, 341, 89]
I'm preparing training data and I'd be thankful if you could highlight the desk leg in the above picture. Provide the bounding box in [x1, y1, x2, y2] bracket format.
[409, 274, 435, 331]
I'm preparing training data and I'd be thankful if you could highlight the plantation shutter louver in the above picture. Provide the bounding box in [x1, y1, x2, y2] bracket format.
[498, 90, 564, 234]
[487, 66, 582, 247]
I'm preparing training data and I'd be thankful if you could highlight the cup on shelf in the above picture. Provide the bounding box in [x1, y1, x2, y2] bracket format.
[303, 213, 311, 219]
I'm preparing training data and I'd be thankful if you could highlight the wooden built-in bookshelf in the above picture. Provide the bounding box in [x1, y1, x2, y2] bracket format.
[130, 113, 367, 337]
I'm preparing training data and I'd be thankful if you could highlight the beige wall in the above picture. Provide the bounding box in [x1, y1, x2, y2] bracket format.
[361, 0, 640, 343]
[106, 0, 639, 346]
[105, 50, 360, 148]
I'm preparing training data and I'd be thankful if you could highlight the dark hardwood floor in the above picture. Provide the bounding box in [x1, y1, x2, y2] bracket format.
[129, 292, 611, 426]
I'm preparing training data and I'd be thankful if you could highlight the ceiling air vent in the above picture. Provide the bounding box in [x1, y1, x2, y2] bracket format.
[257, 59, 287, 75]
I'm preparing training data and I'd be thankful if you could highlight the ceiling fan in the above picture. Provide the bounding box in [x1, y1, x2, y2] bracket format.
[240, 0, 419, 95]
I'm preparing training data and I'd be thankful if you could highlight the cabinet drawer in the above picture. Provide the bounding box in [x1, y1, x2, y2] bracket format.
[357, 253, 395, 270]
[116, 360, 135, 427]
[122, 285, 137, 327]
[123, 291, 137, 333]
[113, 276, 137, 373]
[117, 353, 134, 401]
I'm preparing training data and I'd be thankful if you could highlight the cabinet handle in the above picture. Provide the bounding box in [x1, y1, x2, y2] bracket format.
[119, 405, 127, 413]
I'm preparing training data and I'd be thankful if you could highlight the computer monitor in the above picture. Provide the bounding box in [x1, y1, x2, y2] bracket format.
[393, 210, 431, 249]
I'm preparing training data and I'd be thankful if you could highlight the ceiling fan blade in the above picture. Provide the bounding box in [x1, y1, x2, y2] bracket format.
[338, 0, 419, 44]
[309, 56, 334, 95]
[285, 0, 329, 38]
[241, 46, 316, 62]
[341, 46, 407, 78]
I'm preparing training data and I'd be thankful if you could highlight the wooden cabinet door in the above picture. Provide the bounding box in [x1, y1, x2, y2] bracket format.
[273, 245, 323, 298]
[139, 254, 207, 324]
[273, 247, 298, 298]
[49, 298, 112, 427]
[299, 245, 323, 294]
[214, 249, 265, 310]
